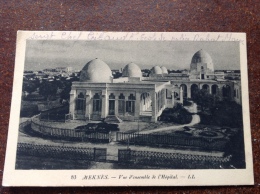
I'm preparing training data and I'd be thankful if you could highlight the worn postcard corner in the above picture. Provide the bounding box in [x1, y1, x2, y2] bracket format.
[3, 31, 253, 186]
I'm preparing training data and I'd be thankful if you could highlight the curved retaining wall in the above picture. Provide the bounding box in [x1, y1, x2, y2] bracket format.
[29, 117, 111, 142]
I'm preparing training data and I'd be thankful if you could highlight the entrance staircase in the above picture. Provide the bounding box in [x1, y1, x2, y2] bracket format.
[104, 115, 123, 123]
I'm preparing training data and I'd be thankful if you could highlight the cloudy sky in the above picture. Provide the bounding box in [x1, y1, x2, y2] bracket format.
[24, 40, 240, 71]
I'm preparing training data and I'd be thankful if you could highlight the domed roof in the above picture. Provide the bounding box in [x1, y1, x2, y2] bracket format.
[150, 66, 163, 75]
[79, 58, 112, 82]
[161, 66, 168, 74]
[191, 49, 214, 71]
[122, 62, 142, 77]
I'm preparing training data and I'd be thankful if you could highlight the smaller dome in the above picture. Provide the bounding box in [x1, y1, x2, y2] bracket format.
[122, 63, 142, 77]
[150, 66, 163, 76]
[79, 58, 112, 83]
[161, 66, 168, 74]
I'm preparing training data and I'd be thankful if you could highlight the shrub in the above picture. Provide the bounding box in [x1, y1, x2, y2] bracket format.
[183, 99, 192, 106]
[20, 104, 39, 117]
[199, 131, 218, 137]
[160, 103, 192, 124]
[199, 100, 243, 128]
[174, 131, 192, 137]
[75, 123, 119, 132]
[183, 126, 191, 131]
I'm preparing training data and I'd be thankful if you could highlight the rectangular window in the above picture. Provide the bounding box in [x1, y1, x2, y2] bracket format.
[93, 99, 101, 112]
[76, 92, 86, 114]
[118, 100, 125, 114]
[126, 101, 135, 113]
[76, 99, 86, 111]
[166, 89, 172, 99]
[109, 100, 115, 115]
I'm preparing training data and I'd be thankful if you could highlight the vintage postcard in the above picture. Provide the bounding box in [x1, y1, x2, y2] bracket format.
[3, 31, 253, 186]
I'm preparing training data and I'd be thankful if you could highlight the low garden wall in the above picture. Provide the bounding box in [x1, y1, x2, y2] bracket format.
[26, 118, 111, 143]
[17, 143, 95, 160]
[116, 132, 228, 151]
[118, 149, 231, 169]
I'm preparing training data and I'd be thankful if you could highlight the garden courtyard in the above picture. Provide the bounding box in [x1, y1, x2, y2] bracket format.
[16, 99, 245, 169]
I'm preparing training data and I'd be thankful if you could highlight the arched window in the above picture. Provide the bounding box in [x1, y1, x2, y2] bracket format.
[93, 93, 102, 113]
[118, 93, 125, 114]
[128, 94, 136, 100]
[76, 92, 86, 114]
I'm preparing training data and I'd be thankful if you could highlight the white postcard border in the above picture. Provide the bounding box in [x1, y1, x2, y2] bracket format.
[2, 31, 254, 186]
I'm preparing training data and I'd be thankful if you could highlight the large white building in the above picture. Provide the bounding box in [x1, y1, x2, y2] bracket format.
[69, 59, 174, 122]
[69, 50, 241, 122]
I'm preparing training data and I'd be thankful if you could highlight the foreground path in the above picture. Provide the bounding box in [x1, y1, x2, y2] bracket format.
[140, 102, 200, 134]
[140, 114, 200, 134]
[18, 129, 223, 159]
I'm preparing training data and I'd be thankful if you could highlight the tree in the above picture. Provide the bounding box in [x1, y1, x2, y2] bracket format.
[60, 81, 72, 101]
[160, 103, 192, 124]
[39, 81, 58, 101]
[22, 80, 37, 95]
[213, 100, 243, 128]
[192, 89, 218, 112]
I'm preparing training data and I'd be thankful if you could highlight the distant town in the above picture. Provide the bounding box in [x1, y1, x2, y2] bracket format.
[23, 66, 241, 82]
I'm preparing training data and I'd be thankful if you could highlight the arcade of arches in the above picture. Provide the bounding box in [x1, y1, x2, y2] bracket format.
[173, 82, 234, 99]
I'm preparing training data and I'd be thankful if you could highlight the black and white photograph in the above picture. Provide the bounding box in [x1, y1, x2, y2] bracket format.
[3, 31, 253, 186]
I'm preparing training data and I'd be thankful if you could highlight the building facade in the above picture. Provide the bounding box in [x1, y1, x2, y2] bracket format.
[69, 50, 241, 122]
[69, 59, 175, 122]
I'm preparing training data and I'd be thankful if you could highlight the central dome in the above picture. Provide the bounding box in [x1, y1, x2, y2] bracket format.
[122, 62, 142, 77]
[190, 49, 214, 72]
[79, 58, 112, 82]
